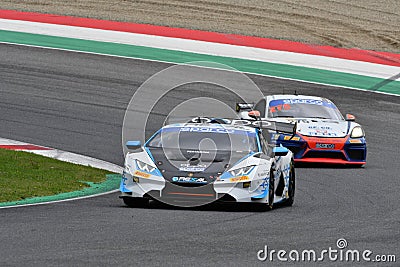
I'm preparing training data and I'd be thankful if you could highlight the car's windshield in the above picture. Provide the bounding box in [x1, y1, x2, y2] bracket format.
[147, 126, 259, 153]
[268, 99, 343, 120]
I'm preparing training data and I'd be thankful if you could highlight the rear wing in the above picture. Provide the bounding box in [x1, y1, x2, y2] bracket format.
[265, 120, 296, 135]
[250, 119, 297, 135]
[235, 103, 254, 112]
[163, 116, 230, 126]
[164, 116, 296, 135]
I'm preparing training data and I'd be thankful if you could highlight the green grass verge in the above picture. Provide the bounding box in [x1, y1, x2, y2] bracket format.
[0, 148, 114, 203]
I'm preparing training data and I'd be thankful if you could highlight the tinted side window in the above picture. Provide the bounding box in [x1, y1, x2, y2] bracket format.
[260, 130, 275, 157]
[261, 129, 272, 144]
[254, 99, 266, 117]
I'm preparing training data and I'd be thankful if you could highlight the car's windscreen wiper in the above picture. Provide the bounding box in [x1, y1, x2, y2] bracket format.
[274, 115, 294, 118]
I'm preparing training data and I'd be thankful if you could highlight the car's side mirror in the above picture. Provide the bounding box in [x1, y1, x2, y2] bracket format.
[273, 145, 289, 157]
[248, 110, 261, 120]
[345, 114, 356, 121]
[126, 141, 142, 150]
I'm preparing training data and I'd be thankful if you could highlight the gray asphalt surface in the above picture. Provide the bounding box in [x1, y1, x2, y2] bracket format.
[0, 44, 399, 266]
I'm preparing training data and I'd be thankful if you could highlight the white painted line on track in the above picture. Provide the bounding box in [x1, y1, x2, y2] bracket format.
[0, 137, 123, 209]
[1, 18, 399, 80]
[0, 137, 123, 173]
[0, 189, 119, 210]
[1, 41, 399, 97]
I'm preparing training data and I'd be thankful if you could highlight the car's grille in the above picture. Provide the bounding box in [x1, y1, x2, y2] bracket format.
[171, 182, 207, 188]
[346, 149, 365, 160]
[303, 151, 347, 160]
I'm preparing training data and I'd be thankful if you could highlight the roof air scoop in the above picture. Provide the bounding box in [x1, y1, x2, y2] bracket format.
[189, 157, 200, 166]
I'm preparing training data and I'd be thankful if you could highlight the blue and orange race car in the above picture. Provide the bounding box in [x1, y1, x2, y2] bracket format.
[237, 94, 367, 167]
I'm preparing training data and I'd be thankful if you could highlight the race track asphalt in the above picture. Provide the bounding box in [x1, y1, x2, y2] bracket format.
[0, 44, 399, 266]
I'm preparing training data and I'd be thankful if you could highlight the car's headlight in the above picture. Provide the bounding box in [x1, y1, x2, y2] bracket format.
[351, 126, 364, 138]
[136, 160, 156, 173]
[229, 165, 254, 177]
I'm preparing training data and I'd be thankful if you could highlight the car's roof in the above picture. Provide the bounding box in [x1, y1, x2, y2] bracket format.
[162, 122, 257, 133]
[264, 94, 332, 102]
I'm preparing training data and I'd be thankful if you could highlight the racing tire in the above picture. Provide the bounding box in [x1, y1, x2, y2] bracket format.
[283, 162, 295, 206]
[265, 170, 275, 211]
[122, 197, 149, 208]
[252, 170, 275, 212]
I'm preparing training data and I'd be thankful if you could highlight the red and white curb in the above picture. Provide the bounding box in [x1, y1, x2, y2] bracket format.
[0, 10, 399, 80]
[1, 17, 399, 80]
[0, 137, 123, 174]
[0, 137, 124, 209]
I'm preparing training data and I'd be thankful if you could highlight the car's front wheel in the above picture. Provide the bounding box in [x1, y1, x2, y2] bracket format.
[122, 197, 149, 208]
[266, 170, 275, 211]
[253, 169, 275, 212]
[284, 162, 295, 206]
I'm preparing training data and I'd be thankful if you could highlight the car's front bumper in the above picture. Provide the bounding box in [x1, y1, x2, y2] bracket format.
[120, 171, 272, 205]
[275, 134, 366, 165]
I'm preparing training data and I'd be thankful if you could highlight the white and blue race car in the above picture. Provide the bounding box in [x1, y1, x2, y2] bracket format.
[237, 95, 367, 166]
[120, 118, 295, 210]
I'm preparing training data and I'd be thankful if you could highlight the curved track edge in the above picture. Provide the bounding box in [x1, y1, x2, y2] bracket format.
[0, 138, 123, 209]
[0, 10, 399, 96]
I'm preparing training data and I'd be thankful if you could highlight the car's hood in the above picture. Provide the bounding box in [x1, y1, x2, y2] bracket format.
[147, 148, 247, 183]
[271, 118, 349, 138]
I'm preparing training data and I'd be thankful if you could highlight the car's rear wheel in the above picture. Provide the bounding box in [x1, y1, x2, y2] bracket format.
[122, 197, 149, 208]
[284, 162, 295, 206]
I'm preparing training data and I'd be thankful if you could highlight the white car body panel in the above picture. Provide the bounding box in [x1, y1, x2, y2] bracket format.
[120, 122, 295, 207]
